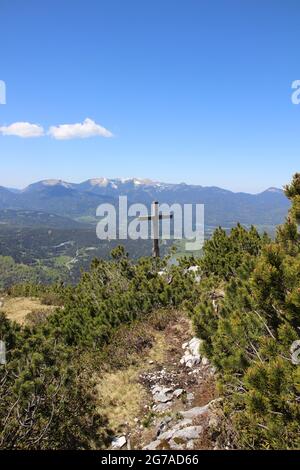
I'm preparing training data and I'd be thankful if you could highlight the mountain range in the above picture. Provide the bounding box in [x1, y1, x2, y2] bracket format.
[0, 178, 290, 228]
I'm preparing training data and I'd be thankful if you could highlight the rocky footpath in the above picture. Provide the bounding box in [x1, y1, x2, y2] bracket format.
[111, 332, 223, 450]
[143, 398, 221, 450]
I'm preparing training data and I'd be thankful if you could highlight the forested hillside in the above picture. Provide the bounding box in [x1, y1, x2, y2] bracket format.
[0, 174, 299, 450]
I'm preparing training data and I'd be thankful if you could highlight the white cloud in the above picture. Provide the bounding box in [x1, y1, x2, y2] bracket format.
[0, 122, 44, 138]
[0, 118, 113, 140]
[48, 118, 113, 140]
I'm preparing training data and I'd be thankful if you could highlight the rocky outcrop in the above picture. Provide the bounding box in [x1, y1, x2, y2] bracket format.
[144, 425, 204, 450]
[180, 337, 202, 368]
[143, 399, 220, 450]
[150, 385, 186, 412]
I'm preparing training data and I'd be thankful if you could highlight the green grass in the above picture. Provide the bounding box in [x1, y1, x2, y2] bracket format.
[52, 255, 73, 267]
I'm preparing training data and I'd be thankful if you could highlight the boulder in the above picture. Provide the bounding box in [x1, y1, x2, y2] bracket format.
[189, 337, 201, 356]
[172, 418, 193, 431]
[145, 424, 204, 450]
[180, 337, 202, 367]
[152, 402, 172, 412]
[180, 404, 210, 419]
[152, 386, 173, 403]
[172, 425, 203, 441]
[158, 419, 194, 441]
[173, 388, 184, 398]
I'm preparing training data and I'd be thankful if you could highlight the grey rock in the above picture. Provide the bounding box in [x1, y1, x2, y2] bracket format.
[175, 425, 203, 440]
[156, 429, 175, 441]
[152, 386, 173, 403]
[173, 388, 184, 398]
[111, 435, 126, 449]
[184, 266, 202, 283]
[172, 425, 203, 441]
[158, 419, 193, 441]
[172, 418, 193, 431]
[181, 404, 210, 419]
[180, 337, 202, 367]
[144, 420, 204, 450]
[153, 402, 172, 412]
[189, 337, 202, 356]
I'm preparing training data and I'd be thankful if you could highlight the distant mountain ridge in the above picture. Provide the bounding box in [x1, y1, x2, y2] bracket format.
[8, 177, 285, 196]
[0, 178, 290, 227]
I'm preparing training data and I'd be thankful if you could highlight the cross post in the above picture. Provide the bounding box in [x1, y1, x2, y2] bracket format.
[138, 201, 173, 258]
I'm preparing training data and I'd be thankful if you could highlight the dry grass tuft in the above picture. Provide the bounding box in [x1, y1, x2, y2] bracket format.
[1, 297, 57, 325]
[96, 366, 147, 432]
[96, 309, 181, 434]
[148, 332, 169, 364]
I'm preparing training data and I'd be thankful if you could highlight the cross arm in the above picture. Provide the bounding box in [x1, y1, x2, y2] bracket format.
[138, 214, 174, 221]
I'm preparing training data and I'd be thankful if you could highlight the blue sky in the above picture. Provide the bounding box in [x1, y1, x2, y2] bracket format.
[0, 0, 299, 192]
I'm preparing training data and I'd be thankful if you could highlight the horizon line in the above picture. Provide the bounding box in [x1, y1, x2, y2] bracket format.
[0, 177, 284, 196]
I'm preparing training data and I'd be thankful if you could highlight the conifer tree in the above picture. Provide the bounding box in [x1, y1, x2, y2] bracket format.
[192, 174, 300, 449]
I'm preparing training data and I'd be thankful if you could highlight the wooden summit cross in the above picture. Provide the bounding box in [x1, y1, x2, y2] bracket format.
[138, 201, 173, 258]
